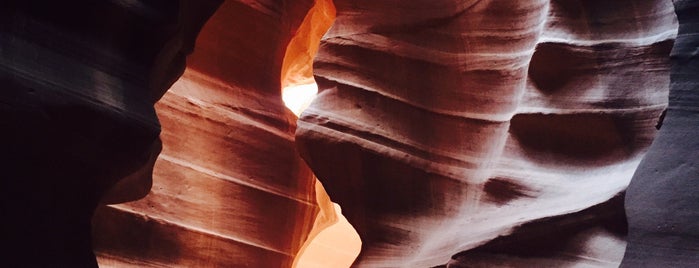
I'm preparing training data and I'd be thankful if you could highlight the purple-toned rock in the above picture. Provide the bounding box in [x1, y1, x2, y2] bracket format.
[296, 0, 677, 266]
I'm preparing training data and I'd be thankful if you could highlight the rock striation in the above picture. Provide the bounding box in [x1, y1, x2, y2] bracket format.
[296, 0, 678, 266]
[2, 0, 694, 267]
[2, 0, 341, 267]
[92, 0, 337, 267]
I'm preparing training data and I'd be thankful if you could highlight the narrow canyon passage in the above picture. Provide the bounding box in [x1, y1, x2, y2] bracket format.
[2, 0, 697, 267]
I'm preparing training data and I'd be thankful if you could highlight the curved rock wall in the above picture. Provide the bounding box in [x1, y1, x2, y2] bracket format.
[622, 0, 699, 266]
[296, 0, 678, 266]
[93, 0, 335, 266]
[2, 0, 692, 267]
[1, 1, 219, 266]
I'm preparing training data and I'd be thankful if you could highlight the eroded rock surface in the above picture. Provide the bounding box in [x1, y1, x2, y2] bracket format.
[296, 0, 678, 266]
[2, 0, 693, 267]
[92, 1, 335, 267]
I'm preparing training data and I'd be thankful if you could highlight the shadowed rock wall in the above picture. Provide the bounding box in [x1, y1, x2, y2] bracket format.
[622, 0, 699, 266]
[0, 1, 220, 266]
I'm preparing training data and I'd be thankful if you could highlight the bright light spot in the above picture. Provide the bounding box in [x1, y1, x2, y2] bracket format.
[294, 203, 362, 268]
[282, 83, 318, 116]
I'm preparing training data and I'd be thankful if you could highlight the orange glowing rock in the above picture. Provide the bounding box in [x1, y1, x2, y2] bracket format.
[93, 0, 358, 267]
[281, 0, 336, 89]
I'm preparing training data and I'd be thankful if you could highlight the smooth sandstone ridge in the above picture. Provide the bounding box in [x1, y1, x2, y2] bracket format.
[296, 0, 679, 266]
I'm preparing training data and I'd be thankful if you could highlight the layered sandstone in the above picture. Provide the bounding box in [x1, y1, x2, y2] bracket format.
[296, 0, 678, 266]
[92, 0, 337, 267]
[2, 0, 693, 267]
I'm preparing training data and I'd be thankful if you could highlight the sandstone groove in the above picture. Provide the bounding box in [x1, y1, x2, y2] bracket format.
[296, 0, 678, 266]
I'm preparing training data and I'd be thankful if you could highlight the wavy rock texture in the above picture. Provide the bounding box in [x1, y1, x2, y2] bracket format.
[622, 0, 699, 266]
[93, 70, 321, 267]
[3, 0, 692, 267]
[93, 0, 337, 267]
[296, 0, 678, 266]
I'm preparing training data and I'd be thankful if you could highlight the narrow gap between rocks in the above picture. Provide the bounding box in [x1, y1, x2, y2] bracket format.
[280, 1, 362, 267]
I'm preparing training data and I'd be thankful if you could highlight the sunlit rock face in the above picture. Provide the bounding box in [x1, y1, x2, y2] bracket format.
[92, 0, 337, 267]
[296, 0, 678, 266]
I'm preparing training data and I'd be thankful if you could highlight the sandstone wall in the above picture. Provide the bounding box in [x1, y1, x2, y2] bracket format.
[296, 0, 678, 266]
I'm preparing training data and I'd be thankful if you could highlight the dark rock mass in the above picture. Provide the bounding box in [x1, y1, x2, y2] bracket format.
[622, 0, 699, 267]
[0, 1, 220, 266]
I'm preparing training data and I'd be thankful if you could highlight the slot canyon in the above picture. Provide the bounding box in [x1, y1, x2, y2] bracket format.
[1, 0, 697, 267]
